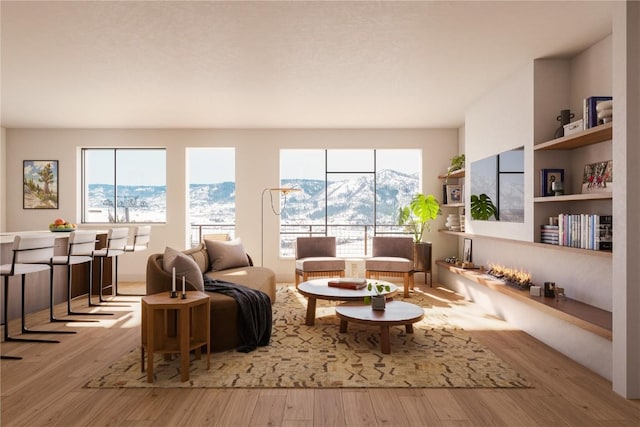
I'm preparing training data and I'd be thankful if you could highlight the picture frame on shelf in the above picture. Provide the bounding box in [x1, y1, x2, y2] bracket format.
[540, 169, 564, 197]
[582, 160, 612, 193]
[463, 238, 472, 263]
[23, 160, 59, 209]
[446, 184, 462, 204]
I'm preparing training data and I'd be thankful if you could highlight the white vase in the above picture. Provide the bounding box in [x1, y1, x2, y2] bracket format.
[445, 213, 460, 230]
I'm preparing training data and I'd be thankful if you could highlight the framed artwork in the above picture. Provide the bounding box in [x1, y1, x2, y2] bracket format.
[582, 160, 612, 193]
[446, 184, 462, 204]
[463, 238, 472, 263]
[540, 169, 564, 197]
[23, 160, 59, 209]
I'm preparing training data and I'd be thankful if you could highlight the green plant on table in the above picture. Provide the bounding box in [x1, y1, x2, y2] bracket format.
[364, 281, 391, 305]
[397, 193, 441, 242]
[470, 193, 499, 221]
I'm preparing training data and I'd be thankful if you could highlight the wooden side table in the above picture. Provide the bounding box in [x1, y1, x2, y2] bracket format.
[141, 291, 210, 383]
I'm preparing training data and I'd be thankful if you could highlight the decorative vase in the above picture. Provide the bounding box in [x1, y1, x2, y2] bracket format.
[554, 109, 575, 139]
[371, 295, 386, 311]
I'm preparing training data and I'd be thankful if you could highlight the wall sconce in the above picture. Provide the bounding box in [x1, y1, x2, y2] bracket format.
[260, 187, 302, 266]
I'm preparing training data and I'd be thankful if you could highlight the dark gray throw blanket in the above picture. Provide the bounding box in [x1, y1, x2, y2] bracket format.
[203, 278, 272, 353]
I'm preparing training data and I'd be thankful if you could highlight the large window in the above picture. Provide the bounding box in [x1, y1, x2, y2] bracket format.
[279, 149, 421, 257]
[82, 148, 166, 223]
[187, 148, 236, 246]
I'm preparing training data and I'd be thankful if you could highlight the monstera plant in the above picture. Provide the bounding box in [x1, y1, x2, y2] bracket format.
[397, 193, 441, 242]
[470, 193, 499, 221]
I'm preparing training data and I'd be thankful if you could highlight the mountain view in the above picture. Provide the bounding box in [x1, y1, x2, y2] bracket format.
[86, 169, 420, 226]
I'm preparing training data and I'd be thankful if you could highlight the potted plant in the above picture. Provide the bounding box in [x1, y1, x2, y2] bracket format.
[470, 193, 499, 220]
[364, 281, 391, 311]
[397, 193, 440, 279]
[445, 154, 465, 182]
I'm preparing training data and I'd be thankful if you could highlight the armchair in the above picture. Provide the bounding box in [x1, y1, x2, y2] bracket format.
[365, 236, 414, 298]
[294, 237, 345, 287]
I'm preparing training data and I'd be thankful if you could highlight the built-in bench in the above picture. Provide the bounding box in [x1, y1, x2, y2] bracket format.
[436, 260, 612, 380]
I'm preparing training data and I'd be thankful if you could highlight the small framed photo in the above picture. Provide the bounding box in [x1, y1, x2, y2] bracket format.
[23, 160, 59, 209]
[540, 169, 564, 197]
[463, 238, 472, 263]
[582, 160, 612, 193]
[446, 184, 462, 204]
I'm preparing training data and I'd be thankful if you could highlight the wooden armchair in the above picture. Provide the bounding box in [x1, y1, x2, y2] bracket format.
[365, 236, 415, 298]
[294, 237, 345, 287]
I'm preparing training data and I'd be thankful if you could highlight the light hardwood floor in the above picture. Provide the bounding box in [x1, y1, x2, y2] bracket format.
[1, 282, 639, 426]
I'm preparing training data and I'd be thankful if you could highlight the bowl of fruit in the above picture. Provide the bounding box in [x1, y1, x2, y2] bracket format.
[49, 218, 77, 232]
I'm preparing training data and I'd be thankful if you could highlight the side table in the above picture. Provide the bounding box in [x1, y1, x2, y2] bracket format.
[141, 291, 210, 383]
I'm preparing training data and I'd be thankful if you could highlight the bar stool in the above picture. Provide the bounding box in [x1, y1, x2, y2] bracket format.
[49, 230, 110, 320]
[1, 235, 70, 359]
[119, 225, 151, 296]
[91, 227, 129, 304]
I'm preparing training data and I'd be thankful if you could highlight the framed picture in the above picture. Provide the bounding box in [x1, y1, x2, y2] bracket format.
[540, 169, 564, 197]
[463, 238, 472, 263]
[23, 160, 59, 209]
[582, 160, 612, 193]
[446, 184, 462, 204]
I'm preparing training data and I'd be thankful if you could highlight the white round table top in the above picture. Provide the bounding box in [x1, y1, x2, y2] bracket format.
[297, 278, 398, 301]
[335, 300, 425, 325]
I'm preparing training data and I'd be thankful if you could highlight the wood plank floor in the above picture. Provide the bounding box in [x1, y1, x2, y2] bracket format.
[1, 282, 639, 426]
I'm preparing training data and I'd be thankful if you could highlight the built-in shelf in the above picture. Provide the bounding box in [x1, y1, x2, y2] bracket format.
[534, 192, 612, 203]
[438, 229, 612, 257]
[437, 168, 465, 180]
[436, 260, 612, 340]
[534, 122, 612, 151]
[442, 203, 464, 208]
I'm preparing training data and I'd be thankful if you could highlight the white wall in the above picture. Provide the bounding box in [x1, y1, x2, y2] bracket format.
[1, 128, 6, 232]
[3, 128, 458, 282]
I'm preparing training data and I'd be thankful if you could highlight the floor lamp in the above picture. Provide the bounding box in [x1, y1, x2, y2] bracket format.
[260, 187, 301, 266]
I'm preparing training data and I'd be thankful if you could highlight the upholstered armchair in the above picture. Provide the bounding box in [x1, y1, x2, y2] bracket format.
[365, 236, 414, 298]
[294, 237, 346, 287]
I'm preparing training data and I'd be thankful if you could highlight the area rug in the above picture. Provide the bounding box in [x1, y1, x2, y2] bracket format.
[85, 284, 531, 389]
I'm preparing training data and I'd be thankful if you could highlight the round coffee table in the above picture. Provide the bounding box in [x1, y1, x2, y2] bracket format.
[297, 278, 398, 326]
[335, 301, 424, 354]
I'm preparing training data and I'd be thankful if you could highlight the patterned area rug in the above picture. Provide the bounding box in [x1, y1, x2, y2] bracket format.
[85, 284, 531, 388]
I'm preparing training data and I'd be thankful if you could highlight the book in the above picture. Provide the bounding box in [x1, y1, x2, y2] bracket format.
[327, 278, 367, 290]
[596, 215, 613, 251]
[583, 96, 612, 129]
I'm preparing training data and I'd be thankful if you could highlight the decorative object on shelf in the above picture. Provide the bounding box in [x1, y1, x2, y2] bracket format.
[445, 213, 461, 231]
[596, 100, 613, 124]
[445, 184, 462, 204]
[397, 193, 441, 242]
[459, 213, 465, 232]
[551, 181, 564, 196]
[555, 286, 567, 302]
[462, 238, 472, 263]
[563, 118, 584, 136]
[544, 282, 556, 297]
[582, 160, 612, 193]
[445, 154, 465, 182]
[486, 263, 532, 290]
[583, 96, 612, 129]
[540, 168, 564, 197]
[23, 160, 59, 209]
[529, 285, 542, 297]
[444, 256, 458, 264]
[553, 109, 574, 138]
[364, 281, 391, 310]
[470, 193, 498, 221]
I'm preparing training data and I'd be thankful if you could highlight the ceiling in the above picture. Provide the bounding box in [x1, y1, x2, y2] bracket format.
[0, 1, 614, 129]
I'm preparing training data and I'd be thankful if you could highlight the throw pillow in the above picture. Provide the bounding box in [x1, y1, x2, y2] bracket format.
[204, 238, 250, 271]
[162, 246, 205, 292]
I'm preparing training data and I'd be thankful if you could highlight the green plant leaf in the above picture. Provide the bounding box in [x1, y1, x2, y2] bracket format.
[397, 193, 441, 242]
[470, 193, 499, 221]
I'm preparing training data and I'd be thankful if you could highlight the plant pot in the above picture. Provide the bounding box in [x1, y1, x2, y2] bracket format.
[371, 295, 386, 311]
[413, 242, 432, 272]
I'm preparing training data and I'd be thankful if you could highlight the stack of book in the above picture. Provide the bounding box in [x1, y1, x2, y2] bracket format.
[540, 224, 559, 245]
[327, 278, 367, 290]
[543, 214, 612, 251]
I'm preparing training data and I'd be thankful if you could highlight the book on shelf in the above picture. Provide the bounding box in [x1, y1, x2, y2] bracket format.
[327, 278, 367, 290]
[555, 213, 612, 251]
[583, 96, 612, 129]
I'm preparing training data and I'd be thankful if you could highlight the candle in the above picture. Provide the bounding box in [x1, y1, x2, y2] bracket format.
[182, 276, 186, 295]
[172, 267, 176, 293]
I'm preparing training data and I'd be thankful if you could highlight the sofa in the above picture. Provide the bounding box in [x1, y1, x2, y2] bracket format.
[146, 240, 276, 352]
